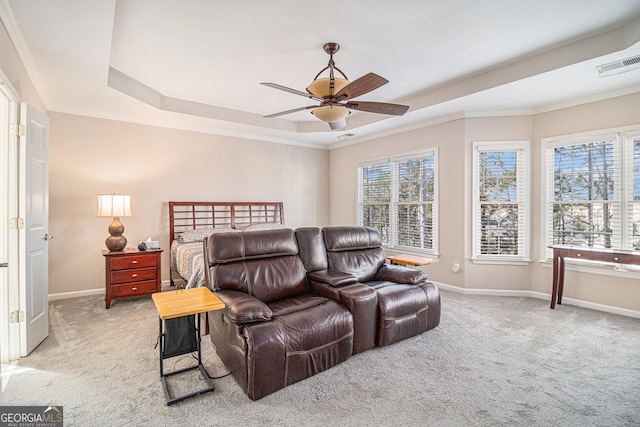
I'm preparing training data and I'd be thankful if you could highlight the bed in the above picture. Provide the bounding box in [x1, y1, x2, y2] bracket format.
[169, 201, 285, 288]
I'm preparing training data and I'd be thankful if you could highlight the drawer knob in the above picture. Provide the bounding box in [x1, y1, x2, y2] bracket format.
[131, 260, 138, 264]
[577, 253, 581, 257]
[132, 287, 138, 291]
[614, 257, 619, 261]
[132, 274, 138, 278]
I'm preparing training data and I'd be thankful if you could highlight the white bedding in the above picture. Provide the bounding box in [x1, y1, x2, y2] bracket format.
[171, 240, 206, 288]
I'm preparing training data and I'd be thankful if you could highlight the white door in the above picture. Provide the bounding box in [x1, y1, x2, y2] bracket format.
[19, 103, 49, 356]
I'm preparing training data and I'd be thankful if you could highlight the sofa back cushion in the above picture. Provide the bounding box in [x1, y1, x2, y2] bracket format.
[206, 229, 307, 303]
[295, 227, 328, 272]
[322, 226, 386, 282]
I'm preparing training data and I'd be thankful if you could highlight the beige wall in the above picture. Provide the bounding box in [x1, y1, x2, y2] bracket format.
[329, 94, 640, 313]
[463, 115, 535, 292]
[48, 113, 330, 294]
[329, 120, 467, 288]
[530, 93, 640, 312]
[3, 15, 639, 313]
[0, 20, 45, 114]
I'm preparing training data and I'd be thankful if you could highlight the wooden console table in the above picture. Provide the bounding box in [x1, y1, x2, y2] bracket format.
[549, 245, 640, 309]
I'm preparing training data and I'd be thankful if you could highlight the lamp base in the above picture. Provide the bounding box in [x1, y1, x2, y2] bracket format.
[106, 217, 127, 251]
[105, 235, 127, 252]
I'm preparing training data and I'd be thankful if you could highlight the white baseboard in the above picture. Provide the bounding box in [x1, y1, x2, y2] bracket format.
[48, 280, 640, 319]
[48, 288, 104, 301]
[433, 281, 640, 319]
[48, 280, 172, 301]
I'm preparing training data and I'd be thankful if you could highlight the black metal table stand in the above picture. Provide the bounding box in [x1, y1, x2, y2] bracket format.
[158, 313, 214, 405]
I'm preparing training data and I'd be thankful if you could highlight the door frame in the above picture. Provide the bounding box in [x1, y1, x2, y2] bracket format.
[0, 67, 21, 363]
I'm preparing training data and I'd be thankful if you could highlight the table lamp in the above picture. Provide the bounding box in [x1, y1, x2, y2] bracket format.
[98, 194, 131, 251]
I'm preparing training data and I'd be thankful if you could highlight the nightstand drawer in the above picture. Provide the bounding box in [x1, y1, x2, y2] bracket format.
[111, 255, 158, 270]
[110, 280, 158, 297]
[111, 267, 157, 284]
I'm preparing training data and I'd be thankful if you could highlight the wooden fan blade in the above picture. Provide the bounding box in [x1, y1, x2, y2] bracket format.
[329, 118, 347, 130]
[344, 101, 409, 116]
[261, 83, 322, 101]
[264, 105, 316, 118]
[334, 72, 389, 101]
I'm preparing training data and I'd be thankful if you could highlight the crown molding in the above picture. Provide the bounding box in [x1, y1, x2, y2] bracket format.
[0, 0, 50, 107]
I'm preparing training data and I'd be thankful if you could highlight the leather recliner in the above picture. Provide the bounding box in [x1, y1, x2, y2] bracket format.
[319, 226, 440, 347]
[203, 228, 353, 401]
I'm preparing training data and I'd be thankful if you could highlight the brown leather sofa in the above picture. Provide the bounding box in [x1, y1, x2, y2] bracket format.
[203, 228, 353, 400]
[203, 226, 440, 400]
[298, 226, 440, 347]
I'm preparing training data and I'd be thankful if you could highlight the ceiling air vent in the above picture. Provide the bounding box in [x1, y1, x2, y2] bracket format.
[596, 55, 640, 77]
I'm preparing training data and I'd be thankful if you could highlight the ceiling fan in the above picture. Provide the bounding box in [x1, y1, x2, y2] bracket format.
[261, 43, 410, 130]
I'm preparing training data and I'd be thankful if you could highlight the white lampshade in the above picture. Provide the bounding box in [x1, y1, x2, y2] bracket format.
[98, 194, 131, 218]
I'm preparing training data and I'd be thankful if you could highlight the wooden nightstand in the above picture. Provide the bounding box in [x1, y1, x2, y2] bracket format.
[103, 249, 163, 309]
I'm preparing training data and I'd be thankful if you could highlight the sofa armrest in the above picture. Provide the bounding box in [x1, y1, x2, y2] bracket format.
[375, 264, 427, 285]
[215, 290, 272, 324]
[308, 269, 357, 287]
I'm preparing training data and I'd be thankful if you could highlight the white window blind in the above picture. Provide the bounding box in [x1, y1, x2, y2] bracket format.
[394, 155, 436, 251]
[546, 136, 620, 249]
[357, 149, 438, 254]
[625, 132, 640, 249]
[472, 141, 529, 262]
[359, 162, 392, 243]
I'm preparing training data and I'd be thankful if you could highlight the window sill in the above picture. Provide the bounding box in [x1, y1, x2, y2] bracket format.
[471, 257, 531, 266]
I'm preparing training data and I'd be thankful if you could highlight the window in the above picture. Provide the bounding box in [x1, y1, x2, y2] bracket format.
[542, 127, 640, 260]
[357, 149, 438, 255]
[472, 141, 530, 263]
[625, 131, 640, 249]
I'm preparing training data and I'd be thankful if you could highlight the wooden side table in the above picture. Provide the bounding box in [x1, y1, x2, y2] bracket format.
[103, 249, 163, 309]
[152, 287, 225, 405]
[387, 254, 439, 267]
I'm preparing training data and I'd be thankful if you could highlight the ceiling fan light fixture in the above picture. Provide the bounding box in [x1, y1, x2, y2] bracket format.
[312, 105, 350, 122]
[306, 77, 350, 97]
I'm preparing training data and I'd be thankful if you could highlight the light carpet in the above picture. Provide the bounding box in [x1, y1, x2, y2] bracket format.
[1, 289, 639, 426]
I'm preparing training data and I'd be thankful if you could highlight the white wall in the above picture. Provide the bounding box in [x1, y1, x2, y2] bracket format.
[48, 112, 330, 295]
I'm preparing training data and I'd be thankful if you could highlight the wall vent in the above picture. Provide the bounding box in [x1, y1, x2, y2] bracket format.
[596, 55, 640, 77]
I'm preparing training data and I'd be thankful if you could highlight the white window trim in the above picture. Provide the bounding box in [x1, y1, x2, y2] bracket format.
[357, 148, 439, 256]
[540, 125, 640, 279]
[471, 140, 531, 265]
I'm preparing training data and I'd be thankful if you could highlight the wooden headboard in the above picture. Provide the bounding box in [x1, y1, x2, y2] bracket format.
[169, 201, 285, 243]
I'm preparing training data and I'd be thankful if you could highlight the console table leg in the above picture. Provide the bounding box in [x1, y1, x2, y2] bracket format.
[557, 256, 565, 305]
[551, 251, 559, 309]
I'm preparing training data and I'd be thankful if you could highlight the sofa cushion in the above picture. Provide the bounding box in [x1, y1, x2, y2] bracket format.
[216, 290, 272, 324]
[295, 227, 328, 272]
[375, 264, 427, 285]
[207, 228, 298, 264]
[326, 248, 386, 283]
[212, 256, 308, 303]
[323, 226, 382, 252]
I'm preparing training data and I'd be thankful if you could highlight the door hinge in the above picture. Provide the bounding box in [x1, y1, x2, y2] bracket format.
[9, 218, 25, 230]
[10, 123, 25, 137]
[9, 311, 25, 323]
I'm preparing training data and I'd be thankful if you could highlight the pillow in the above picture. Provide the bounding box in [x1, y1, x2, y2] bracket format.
[177, 227, 237, 243]
[241, 223, 286, 231]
